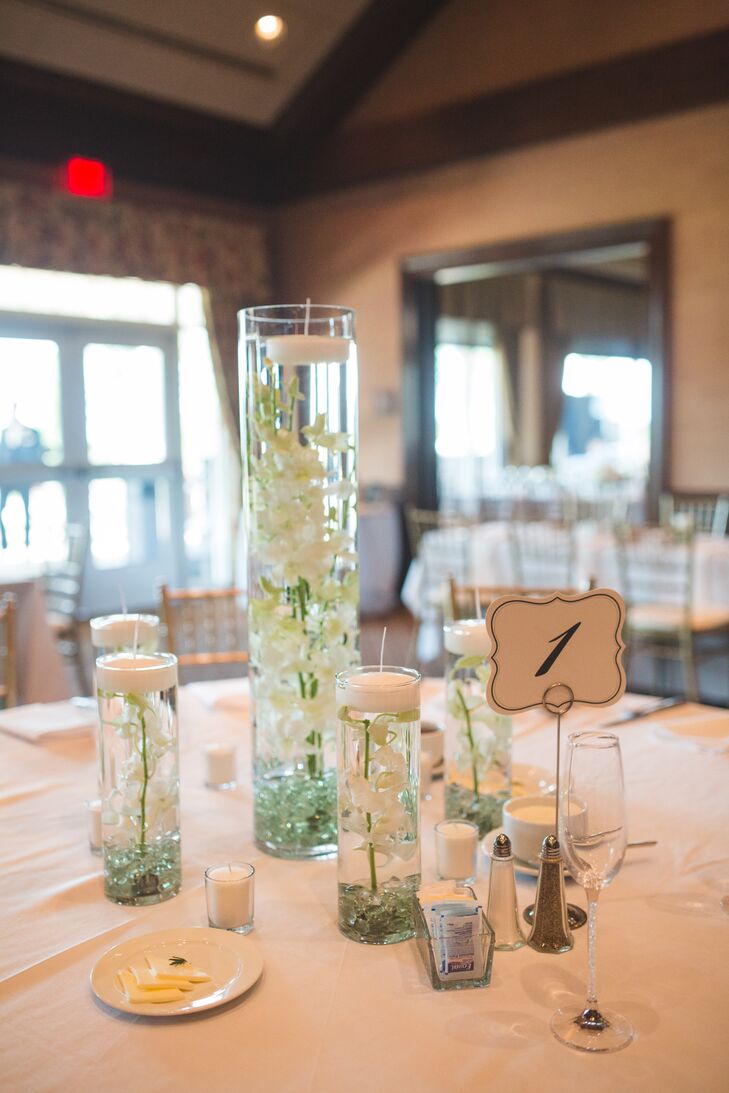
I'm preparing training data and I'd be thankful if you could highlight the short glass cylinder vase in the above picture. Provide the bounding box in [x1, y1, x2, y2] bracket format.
[336, 666, 421, 944]
[96, 653, 181, 905]
[241, 305, 360, 859]
[443, 620, 512, 837]
[90, 613, 160, 655]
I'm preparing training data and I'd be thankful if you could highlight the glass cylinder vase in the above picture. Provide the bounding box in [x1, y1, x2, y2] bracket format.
[96, 653, 181, 905]
[336, 666, 421, 944]
[443, 620, 512, 837]
[241, 305, 359, 859]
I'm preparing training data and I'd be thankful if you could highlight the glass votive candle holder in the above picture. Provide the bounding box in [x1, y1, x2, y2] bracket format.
[205, 863, 255, 933]
[204, 743, 237, 789]
[435, 819, 479, 885]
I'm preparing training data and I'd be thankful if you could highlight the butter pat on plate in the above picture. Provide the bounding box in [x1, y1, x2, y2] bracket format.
[117, 970, 184, 1004]
[130, 965, 195, 991]
[145, 955, 211, 982]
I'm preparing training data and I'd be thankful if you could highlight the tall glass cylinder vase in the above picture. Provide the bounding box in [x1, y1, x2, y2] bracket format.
[336, 666, 421, 944]
[443, 620, 512, 836]
[241, 305, 359, 859]
[96, 653, 181, 905]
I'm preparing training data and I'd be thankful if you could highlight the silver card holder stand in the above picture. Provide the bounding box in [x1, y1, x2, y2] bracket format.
[525, 683, 586, 952]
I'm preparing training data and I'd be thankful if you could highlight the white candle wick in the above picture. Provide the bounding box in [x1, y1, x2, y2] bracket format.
[379, 626, 387, 673]
[304, 297, 311, 336]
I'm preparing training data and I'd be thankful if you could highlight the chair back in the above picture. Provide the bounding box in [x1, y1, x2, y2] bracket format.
[44, 523, 87, 624]
[614, 524, 694, 616]
[659, 492, 729, 538]
[448, 578, 580, 622]
[0, 593, 17, 708]
[159, 584, 248, 668]
[509, 520, 578, 589]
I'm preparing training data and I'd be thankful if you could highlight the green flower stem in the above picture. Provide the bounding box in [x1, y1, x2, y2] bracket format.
[363, 718, 378, 893]
[455, 685, 480, 797]
[139, 711, 149, 849]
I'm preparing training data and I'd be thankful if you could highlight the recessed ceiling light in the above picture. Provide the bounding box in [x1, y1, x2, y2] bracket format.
[255, 14, 286, 43]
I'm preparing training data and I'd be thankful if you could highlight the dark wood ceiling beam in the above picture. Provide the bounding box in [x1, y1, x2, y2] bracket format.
[270, 0, 450, 155]
[282, 28, 729, 199]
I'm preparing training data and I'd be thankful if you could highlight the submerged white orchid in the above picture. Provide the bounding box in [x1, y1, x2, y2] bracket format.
[247, 366, 359, 777]
[446, 656, 511, 796]
[98, 689, 178, 848]
[339, 708, 418, 891]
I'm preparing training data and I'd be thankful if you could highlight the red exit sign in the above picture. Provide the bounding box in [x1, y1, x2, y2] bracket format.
[64, 157, 113, 199]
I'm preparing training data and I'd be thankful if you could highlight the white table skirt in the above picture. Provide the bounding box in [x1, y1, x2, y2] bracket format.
[1, 681, 728, 1092]
[401, 521, 729, 618]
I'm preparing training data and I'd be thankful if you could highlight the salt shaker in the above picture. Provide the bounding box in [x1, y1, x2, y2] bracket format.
[486, 833, 526, 950]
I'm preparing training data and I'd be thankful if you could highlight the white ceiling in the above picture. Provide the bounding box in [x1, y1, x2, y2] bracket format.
[0, 0, 372, 126]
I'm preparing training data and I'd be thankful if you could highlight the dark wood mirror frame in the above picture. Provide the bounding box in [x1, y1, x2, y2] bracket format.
[401, 218, 670, 520]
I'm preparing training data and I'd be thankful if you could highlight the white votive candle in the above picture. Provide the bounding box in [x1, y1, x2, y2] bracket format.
[205, 863, 255, 933]
[86, 797, 102, 854]
[435, 819, 479, 883]
[204, 743, 237, 789]
[265, 334, 350, 365]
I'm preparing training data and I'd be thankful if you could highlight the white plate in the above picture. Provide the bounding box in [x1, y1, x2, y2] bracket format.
[91, 927, 263, 1017]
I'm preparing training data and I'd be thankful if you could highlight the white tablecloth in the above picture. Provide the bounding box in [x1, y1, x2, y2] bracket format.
[1, 682, 728, 1092]
[401, 522, 729, 617]
[0, 576, 71, 704]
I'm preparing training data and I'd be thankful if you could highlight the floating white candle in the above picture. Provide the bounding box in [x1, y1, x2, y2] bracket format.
[443, 619, 491, 656]
[265, 334, 350, 366]
[338, 666, 420, 713]
[435, 819, 479, 882]
[205, 863, 255, 933]
[204, 743, 237, 788]
[96, 653, 177, 694]
[90, 614, 160, 650]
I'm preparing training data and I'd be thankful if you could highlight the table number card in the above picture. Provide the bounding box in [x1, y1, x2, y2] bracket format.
[485, 589, 626, 714]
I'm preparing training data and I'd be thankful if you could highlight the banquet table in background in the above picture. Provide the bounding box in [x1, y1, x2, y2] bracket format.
[0, 573, 70, 704]
[401, 520, 729, 618]
[1, 680, 728, 1092]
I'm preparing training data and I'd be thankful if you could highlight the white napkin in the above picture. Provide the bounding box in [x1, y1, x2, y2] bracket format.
[185, 678, 249, 713]
[653, 713, 729, 754]
[0, 701, 97, 743]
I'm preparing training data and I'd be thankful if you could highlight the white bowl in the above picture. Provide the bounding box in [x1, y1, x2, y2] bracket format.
[502, 794, 585, 867]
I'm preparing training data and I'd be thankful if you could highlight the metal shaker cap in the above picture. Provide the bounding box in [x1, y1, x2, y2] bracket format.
[540, 834, 562, 861]
[492, 833, 512, 859]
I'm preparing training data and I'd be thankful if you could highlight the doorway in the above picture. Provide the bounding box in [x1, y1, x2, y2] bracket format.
[401, 219, 670, 519]
[0, 315, 184, 612]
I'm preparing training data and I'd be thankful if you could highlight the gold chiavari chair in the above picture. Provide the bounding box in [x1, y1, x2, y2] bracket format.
[159, 584, 248, 674]
[0, 592, 18, 708]
[509, 520, 579, 590]
[659, 492, 729, 538]
[615, 523, 729, 702]
[44, 523, 89, 694]
[448, 578, 581, 622]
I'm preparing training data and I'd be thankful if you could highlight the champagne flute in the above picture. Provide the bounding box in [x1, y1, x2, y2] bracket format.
[551, 730, 634, 1053]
